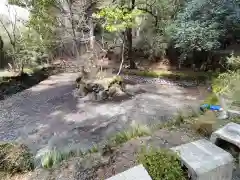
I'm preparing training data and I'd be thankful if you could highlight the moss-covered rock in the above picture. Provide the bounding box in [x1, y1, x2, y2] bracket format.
[0, 142, 34, 174]
[75, 75, 126, 101]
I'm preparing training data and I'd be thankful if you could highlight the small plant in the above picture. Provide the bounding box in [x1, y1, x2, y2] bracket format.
[138, 147, 187, 180]
[88, 144, 99, 154]
[41, 148, 83, 169]
[111, 125, 151, 145]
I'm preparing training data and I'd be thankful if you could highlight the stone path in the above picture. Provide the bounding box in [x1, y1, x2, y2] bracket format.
[0, 73, 204, 157]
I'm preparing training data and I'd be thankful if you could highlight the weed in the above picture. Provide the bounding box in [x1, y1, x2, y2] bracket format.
[88, 144, 99, 154]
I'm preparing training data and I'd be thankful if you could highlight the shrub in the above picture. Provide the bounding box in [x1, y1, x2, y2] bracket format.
[138, 147, 187, 180]
[0, 142, 34, 174]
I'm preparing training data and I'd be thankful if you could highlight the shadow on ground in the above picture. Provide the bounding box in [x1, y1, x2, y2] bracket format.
[0, 73, 204, 161]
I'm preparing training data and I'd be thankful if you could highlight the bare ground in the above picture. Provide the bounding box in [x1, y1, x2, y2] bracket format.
[0, 72, 205, 162]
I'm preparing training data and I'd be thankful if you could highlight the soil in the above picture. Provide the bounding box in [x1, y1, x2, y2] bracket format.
[0, 66, 64, 100]
[5, 127, 199, 180]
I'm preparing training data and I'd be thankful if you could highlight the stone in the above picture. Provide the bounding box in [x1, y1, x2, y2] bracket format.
[106, 164, 152, 180]
[171, 139, 234, 180]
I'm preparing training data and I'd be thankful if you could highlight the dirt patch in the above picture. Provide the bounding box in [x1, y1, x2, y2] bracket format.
[4, 128, 198, 180]
[0, 66, 64, 100]
[95, 128, 199, 180]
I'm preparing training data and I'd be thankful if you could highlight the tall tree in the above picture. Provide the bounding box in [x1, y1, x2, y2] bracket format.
[168, 0, 240, 68]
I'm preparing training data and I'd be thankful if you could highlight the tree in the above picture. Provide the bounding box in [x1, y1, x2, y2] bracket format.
[135, 0, 184, 60]
[168, 0, 240, 68]
[0, 35, 4, 68]
[94, 6, 142, 72]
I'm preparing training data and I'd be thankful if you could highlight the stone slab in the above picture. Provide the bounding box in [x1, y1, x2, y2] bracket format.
[210, 122, 240, 149]
[171, 139, 233, 180]
[106, 164, 152, 180]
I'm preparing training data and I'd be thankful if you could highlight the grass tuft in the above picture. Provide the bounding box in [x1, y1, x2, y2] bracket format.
[41, 148, 83, 169]
[111, 125, 151, 145]
[88, 144, 99, 154]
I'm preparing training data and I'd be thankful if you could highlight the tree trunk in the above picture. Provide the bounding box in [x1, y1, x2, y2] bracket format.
[126, 28, 136, 69]
[0, 36, 4, 68]
[125, 0, 137, 69]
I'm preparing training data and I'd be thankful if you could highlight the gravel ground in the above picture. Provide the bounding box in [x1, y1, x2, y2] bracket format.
[0, 73, 204, 159]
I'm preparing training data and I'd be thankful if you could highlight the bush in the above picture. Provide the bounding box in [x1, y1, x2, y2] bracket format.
[138, 148, 187, 180]
[0, 142, 34, 174]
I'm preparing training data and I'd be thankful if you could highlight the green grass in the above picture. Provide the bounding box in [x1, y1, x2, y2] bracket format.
[138, 147, 187, 180]
[111, 125, 151, 145]
[121, 69, 215, 82]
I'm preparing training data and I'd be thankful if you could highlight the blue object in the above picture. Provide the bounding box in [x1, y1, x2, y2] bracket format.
[200, 104, 222, 111]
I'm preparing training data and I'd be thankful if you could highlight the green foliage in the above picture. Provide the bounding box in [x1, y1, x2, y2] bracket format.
[111, 125, 151, 145]
[0, 142, 34, 174]
[168, 0, 240, 57]
[94, 6, 143, 32]
[212, 55, 240, 107]
[204, 93, 219, 105]
[122, 69, 211, 82]
[136, 0, 184, 57]
[138, 147, 187, 180]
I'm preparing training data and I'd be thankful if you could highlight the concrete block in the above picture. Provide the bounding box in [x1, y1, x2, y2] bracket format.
[106, 164, 152, 180]
[210, 122, 240, 165]
[210, 122, 240, 149]
[171, 139, 234, 180]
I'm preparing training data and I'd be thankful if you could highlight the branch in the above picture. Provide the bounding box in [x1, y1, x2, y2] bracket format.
[137, 7, 158, 26]
[0, 18, 14, 46]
